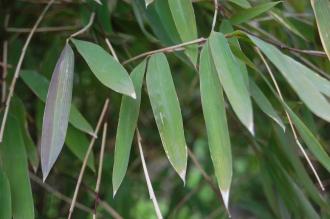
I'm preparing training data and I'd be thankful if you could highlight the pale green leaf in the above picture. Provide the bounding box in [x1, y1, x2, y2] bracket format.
[146, 53, 187, 181]
[199, 44, 232, 209]
[113, 60, 147, 195]
[168, 0, 198, 64]
[41, 44, 74, 181]
[72, 39, 136, 98]
[0, 169, 11, 219]
[249, 80, 285, 130]
[20, 70, 94, 136]
[311, 0, 330, 62]
[0, 115, 34, 219]
[209, 32, 254, 134]
[229, 1, 281, 25]
[249, 35, 330, 122]
[145, 0, 154, 7]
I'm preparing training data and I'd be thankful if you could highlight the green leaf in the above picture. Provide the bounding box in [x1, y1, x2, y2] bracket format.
[20, 70, 94, 136]
[269, 9, 306, 40]
[249, 35, 330, 122]
[311, 0, 330, 62]
[11, 97, 39, 172]
[229, 0, 251, 8]
[65, 126, 95, 172]
[168, 0, 198, 64]
[146, 53, 187, 181]
[199, 44, 232, 209]
[72, 39, 136, 98]
[41, 44, 74, 181]
[209, 32, 254, 134]
[249, 80, 285, 130]
[0, 115, 34, 219]
[284, 105, 330, 173]
[113, 60, 147, 196]
[229, 1, 281, 25]
[0, 169, 11, 219]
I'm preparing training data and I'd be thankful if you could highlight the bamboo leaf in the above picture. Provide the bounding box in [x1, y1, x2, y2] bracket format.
[11, 97, 39, 172]
[0, 169, 11, 219]
[284, 105, 330, 172]
[249, 80, 285, 130]
[113, 60, 147, 195]
[0, 115, 34, 219]
[209, 32, 254, 134]
[72, 39, 136, 98]
[229, 0, 251, 8]
[199, 44, 232, 209]
[65, 126, 95, 172]
[41, 43, 74, 181]
[229, 1, 281, 25]
[20, 70, 94, 136]
[249, 35, 330, 122]
[146, 53, 187, 181]
[311, 0, 330, 62]
[168, 0, 198, 64]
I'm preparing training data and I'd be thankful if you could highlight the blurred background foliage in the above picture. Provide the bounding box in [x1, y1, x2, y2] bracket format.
[1, 0, 330, 218]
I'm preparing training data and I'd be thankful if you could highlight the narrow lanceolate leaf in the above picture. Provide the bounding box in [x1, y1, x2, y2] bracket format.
[11, 97, 39, 172]
[20, 70, 94, 136]
[229, 1, 281, 25]
[249, 80, 285, 130]
[199, 44, 232, 210]
[72, 39, 136, 98]
[229, 0, 251, 8]
[168, 0, 198, 64]
[249, 35, 330, 122]
[0, 115, 34, 219]
[113, 60, 147, 196]
[0, 169, 11, 219]
[65, 126, 95, 171]
[284, 105, 330, 172]
[146, 53, 187, 181]
[209, 32, 254, 134]
[311, 0, 330, 62]
[41, 43, 74, 181]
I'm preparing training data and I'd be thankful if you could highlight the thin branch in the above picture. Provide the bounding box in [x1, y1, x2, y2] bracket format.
[2, 41, 8, 103]
[93, 122, 108, 219]
[256, 48, 325, 191]
[69, 12, 95, 39]
[29, 173, 95, 215]
[122, 38, 207, 65]
[137, 129, 163, 219]
[211, 0, 218, 33]
[187, 148, 231, 217]
[6, 25, 80, 33]
[105, 38, 119, 61]
[0, 0, 55, 142]
[68, 99, 110, 219]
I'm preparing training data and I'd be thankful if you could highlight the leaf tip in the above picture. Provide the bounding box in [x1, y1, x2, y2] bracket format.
[220, 188, 230, 212]
[113, 189, 117, 198]
[179, 168, 187, 185]
[130, 91, 137, 99]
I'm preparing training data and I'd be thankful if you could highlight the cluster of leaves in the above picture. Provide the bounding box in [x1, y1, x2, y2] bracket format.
[1, 0, 330, 218]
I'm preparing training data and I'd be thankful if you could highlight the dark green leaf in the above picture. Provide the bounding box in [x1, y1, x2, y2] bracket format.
[0, 115, 34, 219]
[0, 169, 11, 219]
[113, 60, 147, 195]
